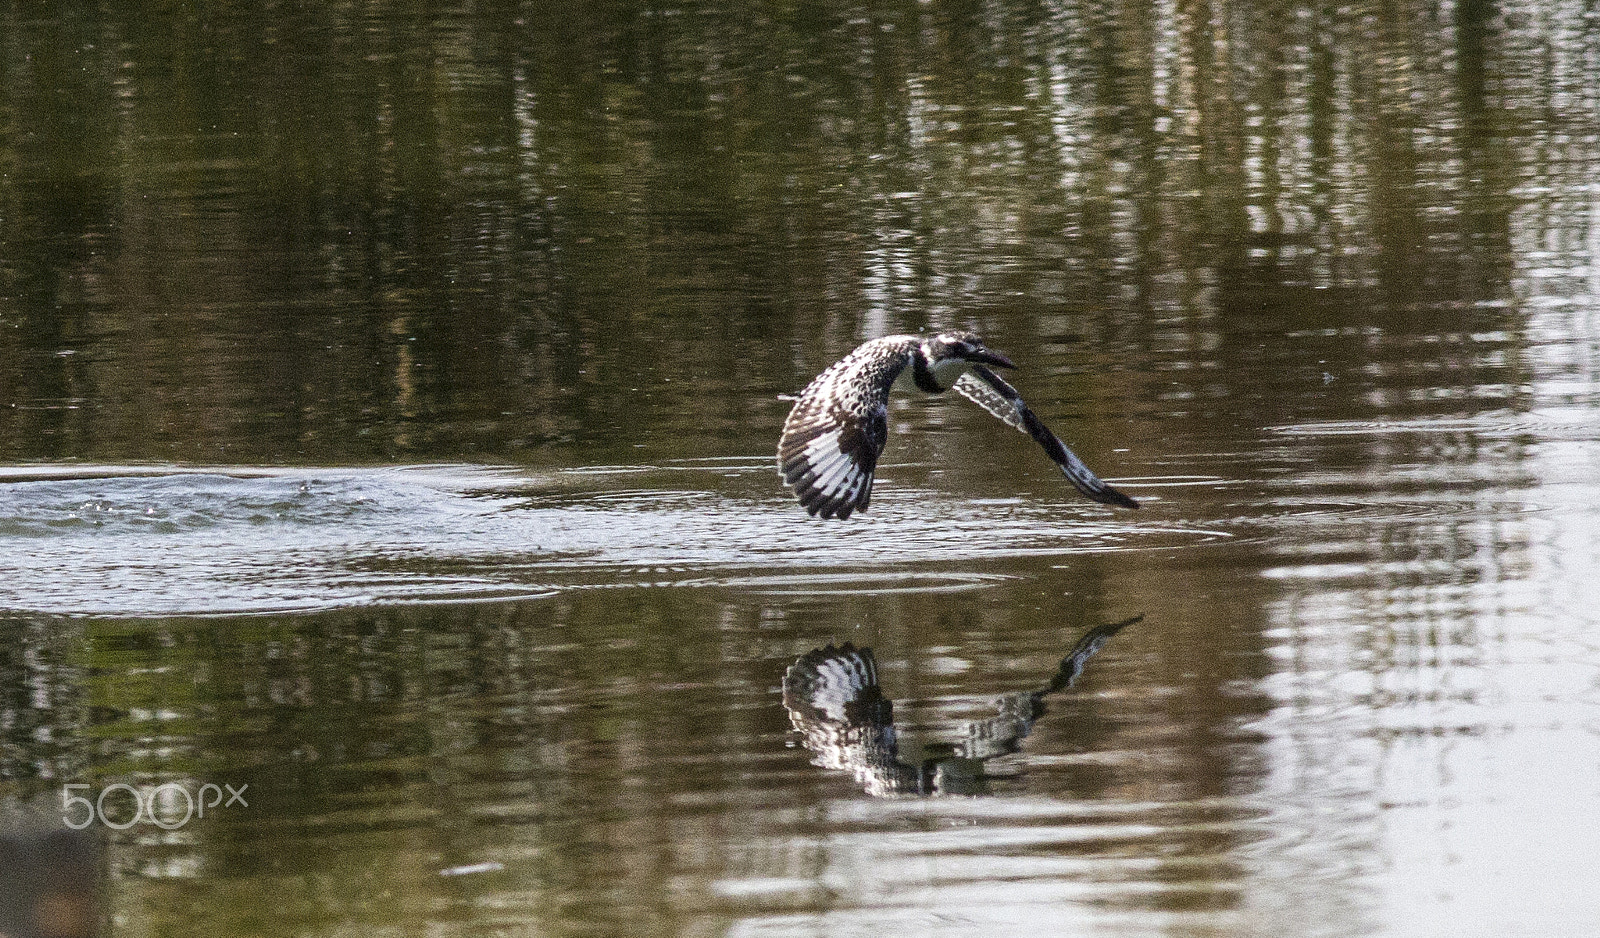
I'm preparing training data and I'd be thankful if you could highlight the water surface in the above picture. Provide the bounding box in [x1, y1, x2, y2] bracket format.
[2, 3, 1598, 937]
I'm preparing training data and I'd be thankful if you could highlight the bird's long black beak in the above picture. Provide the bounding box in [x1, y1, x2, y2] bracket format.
[970, 348, 1016, 369]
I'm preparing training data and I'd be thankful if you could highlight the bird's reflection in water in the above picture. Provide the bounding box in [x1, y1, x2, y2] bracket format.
[782, 616, 1141, 796]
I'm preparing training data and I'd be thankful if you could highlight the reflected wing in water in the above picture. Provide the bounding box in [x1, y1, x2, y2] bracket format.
[782, 643, 927, 795]
[782, 616, 1141, 796]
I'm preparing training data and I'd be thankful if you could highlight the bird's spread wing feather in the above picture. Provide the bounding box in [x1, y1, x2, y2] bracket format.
[778, 339, 915, 519]
[955, 366, 1140, 509]
[952, 370, 1027, 433]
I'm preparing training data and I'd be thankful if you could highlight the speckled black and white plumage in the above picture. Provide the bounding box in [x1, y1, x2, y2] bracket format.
[952, 365, 1141, 511]
[776, 335, 921, 520]
[776, 331, 1140, 518]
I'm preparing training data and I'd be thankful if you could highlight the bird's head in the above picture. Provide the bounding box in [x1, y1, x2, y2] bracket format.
[921, 331, 1016, 370]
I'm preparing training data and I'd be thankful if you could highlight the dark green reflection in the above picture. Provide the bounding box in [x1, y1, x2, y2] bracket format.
[0, 0, 1564, 465]
[0, 570, 1190, 931]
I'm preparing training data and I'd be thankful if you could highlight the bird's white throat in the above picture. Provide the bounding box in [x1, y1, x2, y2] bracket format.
[890, 351, 973, 394]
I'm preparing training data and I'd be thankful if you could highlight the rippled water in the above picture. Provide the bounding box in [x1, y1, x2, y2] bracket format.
[5, 391, 1596, 937]
[0, 463, 1223, 616]
[3, 2, 1600, 937]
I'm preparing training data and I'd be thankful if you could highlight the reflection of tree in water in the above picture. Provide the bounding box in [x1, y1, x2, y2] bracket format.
[3, 0, 1576, 467]
[783, 616, 1140, 797]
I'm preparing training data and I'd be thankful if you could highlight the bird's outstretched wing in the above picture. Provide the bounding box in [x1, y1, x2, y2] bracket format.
[953, 366, 1140, 509]
[777, 339, 915, 519]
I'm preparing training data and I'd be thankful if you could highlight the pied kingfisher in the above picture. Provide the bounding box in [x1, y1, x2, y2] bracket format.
[777, 331, 1140, 519]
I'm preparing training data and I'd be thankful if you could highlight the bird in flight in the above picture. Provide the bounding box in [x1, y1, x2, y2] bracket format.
[777, 331, 1139, 519]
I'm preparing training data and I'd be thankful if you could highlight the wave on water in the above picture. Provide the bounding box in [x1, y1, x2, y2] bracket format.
[0, 464, 1220, 617]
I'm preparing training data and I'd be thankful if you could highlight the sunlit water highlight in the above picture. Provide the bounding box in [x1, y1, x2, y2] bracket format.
[0, 464, 1222, 616]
